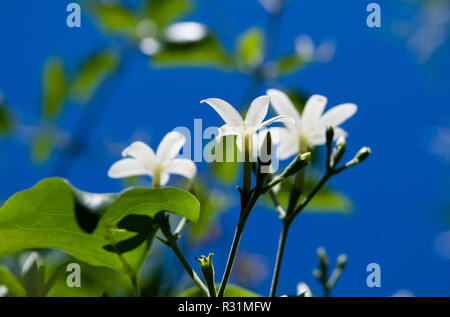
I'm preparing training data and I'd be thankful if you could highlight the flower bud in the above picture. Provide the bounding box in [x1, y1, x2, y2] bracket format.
[195, 253, 216, 297]
[355, 147, 371, 163]
[336, 254, 348, 270]
[331, 137, 346, 167]
[317, 247, 329, 268]
[325, 126, 334, 149]
[259, 131, 272, 164]
[345, 146, 371, 168]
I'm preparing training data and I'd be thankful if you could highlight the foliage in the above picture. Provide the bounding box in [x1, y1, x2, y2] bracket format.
[0, 178, 199, 272]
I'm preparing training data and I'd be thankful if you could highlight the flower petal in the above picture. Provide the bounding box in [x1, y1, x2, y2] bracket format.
[165, 158, 197, 179]
[201, 98, 244, 128]
[259, 115, 294, 129]
[244, 95, 270, 127]
[122, 141, 156, 164]
[319, 103, 357, 127]
[159, 172, 170, 186]
[273, 128, 299, 160]
[301, 94, 327, 129]
[216, 124, 240, 142]
[266, 89, 301, 130]
[108, 158, 150, 178]
[308, 127, 348, 146]
[156, 131, 186, 162]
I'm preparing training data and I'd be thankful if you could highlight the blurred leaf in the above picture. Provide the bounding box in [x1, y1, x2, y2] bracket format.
[91, 3, 138, 36]
[276, 54, 307, 76]
[0, 104, 13, 134]
[146, 0, 191, 29]
[31, 133, 54, 164]
[188, 181, 227, 242]
[266, 177, 352, 214]
[71, 50, 119, 102]
[153, 34, 232, 68]
[236, 27, 264, 69]
[178, 284, 260, 297]
[0, 178, 200, 273]
[0, 266, 26, 297]
[42, 58, 67, 119]
[48, 262, 129, 297]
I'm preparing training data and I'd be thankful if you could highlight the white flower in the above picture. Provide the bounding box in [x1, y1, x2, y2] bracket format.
[296, 282, 313, 297]
[201, 95, 293, 159]
[266, 89, 357, 159]
[108, 131, 196, 187]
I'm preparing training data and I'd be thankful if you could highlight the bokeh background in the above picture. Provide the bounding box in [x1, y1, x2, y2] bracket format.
[0, 0, 449, 296]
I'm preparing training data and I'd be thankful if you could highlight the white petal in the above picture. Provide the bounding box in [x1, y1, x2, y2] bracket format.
[320, 103, 357, 128]
[156, 131, 186, 162]
[333, 127, 348, 139]
[268, 127, 299, 159]
[201, 98, 244, 128]
[296, 282, 313, 297]
[259, 115, 294, 129]
[159, 172, 170, 186]
[108, 158, 150, 178]
[308, 126, 348, 146]
[266, 89, 301, 130]
[308, 132, 326, 145]
[301, 95, 327, 129]
[278, 135, 299, 159]
[122, 141, 156, 164]
[216, 124, 240, 142]
[165, 158, 197, 179]
[244, 95, 270, 128]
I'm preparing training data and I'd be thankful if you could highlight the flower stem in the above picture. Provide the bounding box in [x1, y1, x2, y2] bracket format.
[156, 213, 209, 296]
[217, 190, 260, 297]
[269, 171, 333, 297]
[269, 220, 290, 297]
[165, 236, 210, 296]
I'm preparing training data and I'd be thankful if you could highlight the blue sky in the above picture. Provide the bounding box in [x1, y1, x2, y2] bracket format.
[0, 0, 449, 296]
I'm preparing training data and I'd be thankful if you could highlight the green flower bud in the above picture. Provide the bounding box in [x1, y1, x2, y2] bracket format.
[345, 146, 371, 168]
[325, 126, 335, 149]
[195, 253, 216, 297]
[331, 137, 346, 167]
[355, 147, 371, 163]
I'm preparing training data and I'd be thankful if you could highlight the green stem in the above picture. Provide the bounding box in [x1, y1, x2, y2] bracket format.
[166, 237, 210, 296]
[269, 220, 290, 297]
[218, 191, 260, 297]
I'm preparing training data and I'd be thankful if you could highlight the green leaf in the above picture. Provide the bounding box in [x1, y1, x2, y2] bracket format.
[102, 186, 200, 225]
[31, 132, 54, 165]
[276, 54, 307, 76]
[0, 104, 13, 134]
[187, 181, 227, 242]
[71, 50, 119, 102]
[0, 266, 26, 297]
[178, 284, 260, 297]
[48, 263, 129, 297]
[235, 27, 264, 69]
[153, 34, 232, 68]
[42, 58, 67, 119]
[266, 177, 352, 214]
[0, 178, 200, 273]
[146, 0, 191, 29]
[91, 4, 138, 36]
